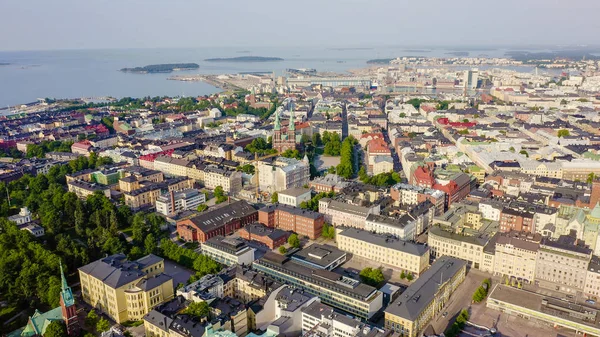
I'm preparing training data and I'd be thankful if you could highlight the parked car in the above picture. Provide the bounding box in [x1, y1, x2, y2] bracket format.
[586, 299, 596, 305]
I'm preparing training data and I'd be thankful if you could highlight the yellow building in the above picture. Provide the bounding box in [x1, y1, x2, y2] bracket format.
[385, 257, 467, 337]
[123, 177, 194, 209]
[337, 227, 430, 276]
[79, 254, 174, 323]
[428, 226, 489, 270]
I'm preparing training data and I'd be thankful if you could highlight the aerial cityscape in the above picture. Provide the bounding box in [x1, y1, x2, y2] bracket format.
[2, 1, 600, 337]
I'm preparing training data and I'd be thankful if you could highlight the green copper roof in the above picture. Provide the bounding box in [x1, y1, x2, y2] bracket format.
[60, 262, 75, 307]
[274, 111, 281, 131]
[591, 203, 600, 219]
[21, 307, 63, 337]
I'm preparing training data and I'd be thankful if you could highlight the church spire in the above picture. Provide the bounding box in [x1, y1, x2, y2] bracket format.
[60, 261, 68, 292]
[59, 261, 75, 307]
[274, 110, 281, 131]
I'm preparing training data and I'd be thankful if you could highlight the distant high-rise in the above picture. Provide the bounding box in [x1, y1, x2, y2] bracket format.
[464, 69, 479, 90]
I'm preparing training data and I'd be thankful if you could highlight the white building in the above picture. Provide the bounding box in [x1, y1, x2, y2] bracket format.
[155, 189, 205, 216]
[8, 207, 32, 225]
[302, 301, 388, 337]
[254, 286, 319, 336]
[258, 157, 310, 193]
[318, 198, 381, 229]
[201, 236, 256, 267]
[365, 214, 416, 241]
[277, 187, 311, 207]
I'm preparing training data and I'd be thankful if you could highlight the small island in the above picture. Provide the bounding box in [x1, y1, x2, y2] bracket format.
[204, 56, 284, 62]
[120, 63, 199, 74]
[0, 63, 10, 66]
[445, 51, 470, 57]
[367, 58, 394, 65]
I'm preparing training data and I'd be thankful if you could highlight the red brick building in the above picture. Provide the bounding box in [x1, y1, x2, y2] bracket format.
[258, 203, 324, 239]
[177, 200, 257, 243]
[237, 223, 290, 249]
[500, 207, 535, 233]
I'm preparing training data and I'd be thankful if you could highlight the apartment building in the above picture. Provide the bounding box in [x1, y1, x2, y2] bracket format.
[123, 177, 194, 210]
[277, 187, 312, 208]
[490, 231, 541, 284]
[302, 301, 395, 337]
[258, 157, 310, 193]
[258, 203, 324, 239]
[155, 189, 205, 216]
[365, 214, 415, 240]
[253, 286, 319, 335]
[535, 233, 592, 294]
[203, 165, 243, 194]
[427, 226, 490, 269]
[253, 251, 383, 320]
[79, 254, 174, 323]
[584, 256, 600, 299]
[500, 207, 535, 233]
[153, 155, 189, 177]
[390, 183, 445, 215]
[177, 200, 257, 243]
[385, 257, 467, 337]
[318, 198, 381, 229]
[337, 228, 430, 276]
[201, 236, 256, 267]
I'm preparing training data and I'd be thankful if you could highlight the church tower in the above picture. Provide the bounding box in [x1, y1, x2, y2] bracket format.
[59, 262, 80, 336]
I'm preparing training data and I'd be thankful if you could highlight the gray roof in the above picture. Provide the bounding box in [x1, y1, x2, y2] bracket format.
[291, 243, 347, 269]
[338, 228, 429, 257]
[137, 273, 173, 291]
[279, 187, 311, 197]
[256, 252, 377, 300]
[79, 254, 165, 289]
[385, 257, 467, 320]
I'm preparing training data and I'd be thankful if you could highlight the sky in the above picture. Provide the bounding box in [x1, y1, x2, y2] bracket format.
[1, 0, 600, 51]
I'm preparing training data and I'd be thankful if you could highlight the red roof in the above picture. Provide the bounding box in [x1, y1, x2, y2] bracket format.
[139, 149, 175, 162]
[368, 138, 390, 154]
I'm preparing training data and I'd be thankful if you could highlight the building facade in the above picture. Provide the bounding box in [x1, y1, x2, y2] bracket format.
[258, 203, 324, 239]
[78, 254, 174, 323]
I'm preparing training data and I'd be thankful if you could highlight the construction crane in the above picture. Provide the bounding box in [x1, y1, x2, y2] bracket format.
[254, 151, 280, 200]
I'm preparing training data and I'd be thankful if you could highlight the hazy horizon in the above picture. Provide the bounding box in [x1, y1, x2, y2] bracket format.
[1, 0, 599, 52]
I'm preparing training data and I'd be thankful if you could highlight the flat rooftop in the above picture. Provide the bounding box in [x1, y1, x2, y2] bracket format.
[291, 243, 346, 269]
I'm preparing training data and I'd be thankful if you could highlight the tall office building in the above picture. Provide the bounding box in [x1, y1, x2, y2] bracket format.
[464, 69, 479, 89]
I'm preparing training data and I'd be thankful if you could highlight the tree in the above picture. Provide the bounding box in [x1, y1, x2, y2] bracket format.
[557, 129, 570, 138]
[43, 320, 67, 337]
[288, 233, 300, 248]
[86, 309, 99, 327]
[271, 192, 279, 203]
[321, 223, 335, 239]
[279, 246, 287, 254]
[214, 186, 227, 204]
[359, 267, 385, 287]
[184, 301, 210, 318]
[400, 271, 406, 279]
[144, 233, 157, 255]
[406, 273, 414, 281]
[197, 204, 208, 212]
[97, 317, 110, 333]
[239, 164, 255, 174]
[509, 146, 515, 153]
[587, 173, 597, 184]
[312, 133, 322, 147]
[519, 150, 529, 158]
[128, 246, 144, 260]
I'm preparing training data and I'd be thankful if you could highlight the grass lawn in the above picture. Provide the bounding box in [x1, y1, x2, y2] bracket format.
[121, 320, 144, 327]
